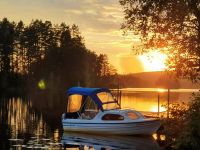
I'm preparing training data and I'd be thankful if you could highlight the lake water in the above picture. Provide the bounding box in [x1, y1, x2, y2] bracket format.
[0, 88, 199, 149]
[114, 88, 199, 116]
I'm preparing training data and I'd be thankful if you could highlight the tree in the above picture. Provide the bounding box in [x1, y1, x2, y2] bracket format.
[120, 0, 200, 81]
[30, 23, 98, 90]
[0, 18, 15, 73]
[163, 95, 200, 150]
[176, 95, 200, 150]
[22, 20, 57, 73]
[95, 54, 117, 87]
[14, 21, 25, 73]
[120, 1, 200, 148]
[0, 18, 116, 91]
[96, 54, 116, 77]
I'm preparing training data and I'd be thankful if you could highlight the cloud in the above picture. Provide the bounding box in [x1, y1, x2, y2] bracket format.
[62, 1, 123, 32]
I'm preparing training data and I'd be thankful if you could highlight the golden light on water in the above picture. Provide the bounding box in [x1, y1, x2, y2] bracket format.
[157, 88, 166, 93]
[150, 105, 167, 112]
[54, 129, 60, 142]
[153, 134, 166, 141]
[139, 51, 167, 72]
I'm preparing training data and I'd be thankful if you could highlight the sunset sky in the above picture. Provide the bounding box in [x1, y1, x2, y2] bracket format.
[0, 0, 166, 74]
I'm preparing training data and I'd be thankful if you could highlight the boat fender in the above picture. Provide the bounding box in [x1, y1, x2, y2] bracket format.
[62, 113, 66, 119]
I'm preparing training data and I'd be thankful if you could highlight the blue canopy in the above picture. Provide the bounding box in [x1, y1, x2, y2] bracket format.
[67, 87, 110, 95]
[67, 87, 111, 110]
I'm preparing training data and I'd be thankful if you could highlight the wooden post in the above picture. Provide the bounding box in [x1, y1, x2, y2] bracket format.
[158, 92, 160, 117]
[117, 76, 121, 107]
[119, 90, 122, 108]
[117, 85, 120, 104]
[167, 88, 170, 118]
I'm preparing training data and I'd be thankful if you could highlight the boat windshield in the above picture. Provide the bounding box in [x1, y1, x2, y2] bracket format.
[67, 94, 83, 113]
[67, 94, 99, 119]
[97, 92, 119, 110]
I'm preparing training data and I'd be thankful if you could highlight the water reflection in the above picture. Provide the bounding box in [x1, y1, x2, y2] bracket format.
[0, 88, 198, 149]
[0, 96, 61, 149]
[62, 132, 162, 150]
[0, 97, 48, 137]
[119, 90, 196, 113]
[9, 136, 63, 149]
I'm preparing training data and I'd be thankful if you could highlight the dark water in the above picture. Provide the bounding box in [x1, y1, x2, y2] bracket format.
[1, 89, 197, 150]
[0, 94, 64, 150]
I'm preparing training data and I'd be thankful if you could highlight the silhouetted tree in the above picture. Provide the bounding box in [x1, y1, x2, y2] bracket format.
[0, 18, 15, 73]
[14, 21, 25, 73]
[120, 0, 200, 81]
[0, 18, 117, 91]
[120, 1, 200, 148]
[95, 54, 117, 87]
[29, 22, 117, 90]
[97, 54, 116, 77]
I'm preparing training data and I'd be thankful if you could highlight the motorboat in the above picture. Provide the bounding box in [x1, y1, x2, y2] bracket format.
[62, 132, 162, 150]
[62, 87, 161, 135]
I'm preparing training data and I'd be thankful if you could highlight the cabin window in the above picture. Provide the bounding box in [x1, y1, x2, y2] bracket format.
[102, 103, 119, 110]
[102, 114, 124, 121]
[97, 92, 114, 103]
[67, 94, 83, 113]
[80, 96, 98, 120]
[84, 96, 98, 111]
[97, 92, 119, 110]
[127, 112, 139, 120]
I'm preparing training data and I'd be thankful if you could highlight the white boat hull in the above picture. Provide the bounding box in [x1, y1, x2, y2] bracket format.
[62, 119, 160, 135]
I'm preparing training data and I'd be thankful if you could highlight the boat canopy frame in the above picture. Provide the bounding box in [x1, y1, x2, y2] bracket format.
[67, 87, 119, 111]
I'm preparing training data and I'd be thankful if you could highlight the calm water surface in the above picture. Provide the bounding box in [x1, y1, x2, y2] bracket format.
[0, 88, 199, 150]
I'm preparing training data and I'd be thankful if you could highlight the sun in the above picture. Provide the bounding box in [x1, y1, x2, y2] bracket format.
[139, 51, 167, 72]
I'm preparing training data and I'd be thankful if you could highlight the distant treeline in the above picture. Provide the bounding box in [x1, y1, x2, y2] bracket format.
[119, 71, 181, 89]
[0, 18, 117, 93]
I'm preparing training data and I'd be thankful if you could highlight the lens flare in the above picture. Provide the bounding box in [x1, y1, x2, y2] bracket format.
[38, 79, 46, 90]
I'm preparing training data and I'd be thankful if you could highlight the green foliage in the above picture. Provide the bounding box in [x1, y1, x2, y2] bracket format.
[175, 95, 200, 150]
[120, 1, 200, 147]
[162, 103, 188, 141]
[120, 0, 200, 81]
[163, 95, 200, 149]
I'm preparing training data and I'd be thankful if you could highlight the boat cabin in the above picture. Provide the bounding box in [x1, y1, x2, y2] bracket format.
[64, 87, 120, 120]
[62, 87, 160, 135]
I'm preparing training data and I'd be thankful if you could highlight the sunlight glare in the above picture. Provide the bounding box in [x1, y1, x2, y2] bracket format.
[157, 88, 166, 92]
[139, 51, 167, 72]
[151, 105, 167, 112]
